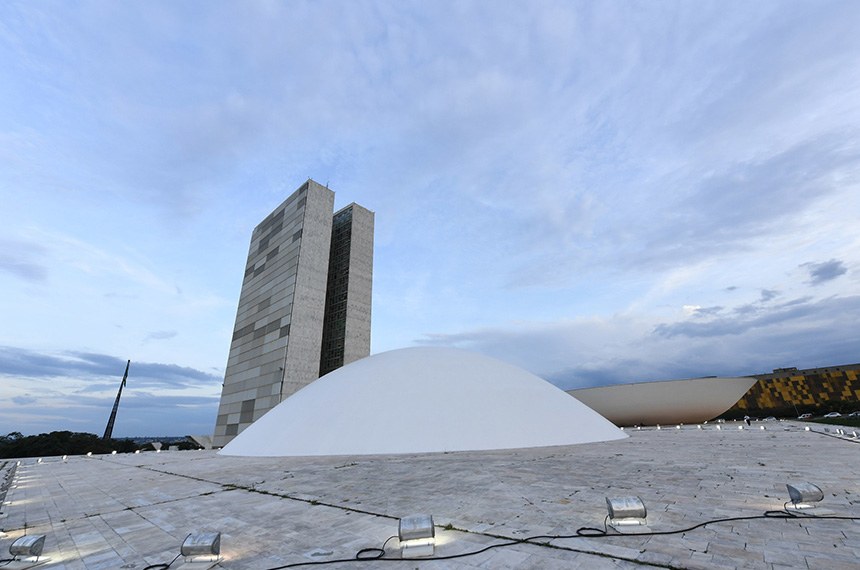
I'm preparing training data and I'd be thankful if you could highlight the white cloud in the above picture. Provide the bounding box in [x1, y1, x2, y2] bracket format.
[418, 294, 860, 390]
[1, 1, 859, 435]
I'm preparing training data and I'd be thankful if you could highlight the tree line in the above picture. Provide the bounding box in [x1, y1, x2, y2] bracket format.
[0, 431, 198, 458]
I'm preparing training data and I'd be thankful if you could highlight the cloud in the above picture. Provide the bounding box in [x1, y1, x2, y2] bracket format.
[416, 294, 860, 390]
[2, 1, 859, 436]
[0, 390, 219, 437]
[628, 136, 859, 272]
[11, 395, 37, 405]
[0, 239, 48, 282]
[654, 295, 827, 338]
[0, 346, 221, 436]
[692, 306, 724, 318]
[0, 347, 220, 390]
[801, 259, 847, 285]
[760, 289, 778, 302]
[144, 330, 178, 341]
[0, 254, 47, 281]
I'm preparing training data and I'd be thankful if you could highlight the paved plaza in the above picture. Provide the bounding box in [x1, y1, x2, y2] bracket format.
[1, 421, 858, 569]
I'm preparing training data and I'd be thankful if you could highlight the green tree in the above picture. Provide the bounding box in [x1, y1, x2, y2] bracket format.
[0, 431, 140, 459]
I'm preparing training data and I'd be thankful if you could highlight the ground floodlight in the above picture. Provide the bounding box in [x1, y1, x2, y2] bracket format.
[181, 532, 221, 561]
[606, 496, 647, 528]
[398, 514, 435, 557]
[786, 483, 823, 510]
[10, 534, 46, 560]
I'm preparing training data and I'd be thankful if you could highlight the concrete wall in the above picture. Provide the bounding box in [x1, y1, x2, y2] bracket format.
[214, 180, 374, 447]
[280, 181, 335, 399]
[213, 181, 334, 447]
[342, 203, 374, 367]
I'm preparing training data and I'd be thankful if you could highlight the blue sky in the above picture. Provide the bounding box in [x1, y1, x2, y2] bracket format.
[1, 1, 858, 437]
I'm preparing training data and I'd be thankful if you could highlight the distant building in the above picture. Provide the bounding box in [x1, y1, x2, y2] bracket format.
[213, 180, 373, 447]
[567, 363, 860, 425]
[727, 363, 860, 417]
[568, 376, 757, 426]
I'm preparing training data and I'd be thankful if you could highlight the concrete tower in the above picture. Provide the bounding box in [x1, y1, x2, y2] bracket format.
[319, 203, 374, 376]
[213, 180, 373, 447]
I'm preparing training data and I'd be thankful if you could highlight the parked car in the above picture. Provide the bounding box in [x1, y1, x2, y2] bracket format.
[798, 413, 813, 419]
[763, 416, 777, 421]
[823, 412, 841, 418]
[848, 411, 860, 417]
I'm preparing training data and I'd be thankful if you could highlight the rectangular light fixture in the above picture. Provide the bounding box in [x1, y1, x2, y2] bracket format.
[9, 534, 46, 560]
[606, 496, 647, 527]
[181, 532, 221, 560]
[786, 483, 823, 509]
[398, 514, 435, 557]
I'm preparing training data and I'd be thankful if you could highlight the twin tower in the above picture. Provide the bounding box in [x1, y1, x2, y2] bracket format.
[213, 180, 374, 447]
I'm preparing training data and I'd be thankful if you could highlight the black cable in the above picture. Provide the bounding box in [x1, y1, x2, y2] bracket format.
[143, 552, 182, 570]
[353, 548, 383, 560]
[565, 510, 860, 539]
[265, 536, 399, 569]
[266, 554, 384, 568]
[574, 514, 610, 536]
[354, 535, 397, 560]
[262, 509, 860, 569]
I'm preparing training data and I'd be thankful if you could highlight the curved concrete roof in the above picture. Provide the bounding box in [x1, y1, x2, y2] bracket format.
[568, 376, 758, 426]
[220, 347, 626, 457]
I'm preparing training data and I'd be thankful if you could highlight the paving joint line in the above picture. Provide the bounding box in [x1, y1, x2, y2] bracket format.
[121, 461, 679, 568]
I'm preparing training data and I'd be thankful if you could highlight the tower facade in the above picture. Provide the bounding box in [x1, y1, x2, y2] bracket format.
[213, 180, 373, 447]
[319, 204, 374, 376]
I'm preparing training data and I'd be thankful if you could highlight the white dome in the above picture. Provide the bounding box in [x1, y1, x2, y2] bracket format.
[219, 347, 626, 456]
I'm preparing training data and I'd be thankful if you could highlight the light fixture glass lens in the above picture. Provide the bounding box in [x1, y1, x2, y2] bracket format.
[10, 535, 46, 558]
[180, 532, 221, 558]
[786, 483, 823, 507]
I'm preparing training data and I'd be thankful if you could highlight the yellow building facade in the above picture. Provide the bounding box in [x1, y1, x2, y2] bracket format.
[727, 363, 860, 417]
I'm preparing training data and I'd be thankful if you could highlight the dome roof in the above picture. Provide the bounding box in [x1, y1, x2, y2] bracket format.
[219, 347, 625, 457]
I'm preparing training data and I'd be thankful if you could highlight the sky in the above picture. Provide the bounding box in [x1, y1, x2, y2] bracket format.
[1, 1, 859, 437]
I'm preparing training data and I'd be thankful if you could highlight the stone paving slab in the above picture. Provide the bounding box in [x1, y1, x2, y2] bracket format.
[0, 422, 858, 568]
